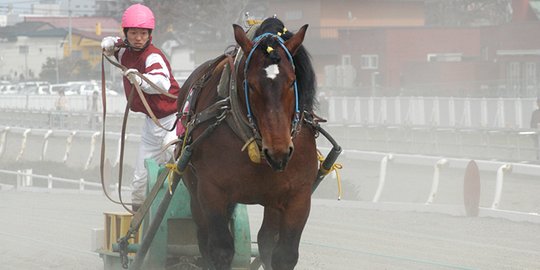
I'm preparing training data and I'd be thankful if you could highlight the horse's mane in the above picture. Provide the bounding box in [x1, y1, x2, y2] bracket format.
[254, 18, 317, 112]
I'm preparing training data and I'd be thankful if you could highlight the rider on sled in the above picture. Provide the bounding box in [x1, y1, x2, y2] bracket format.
[101, 3, 181, 211]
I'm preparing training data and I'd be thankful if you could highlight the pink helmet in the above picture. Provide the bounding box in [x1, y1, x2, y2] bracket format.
[122, 4, 155, 30]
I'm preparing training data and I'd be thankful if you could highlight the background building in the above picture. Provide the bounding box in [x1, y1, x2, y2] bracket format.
[1, 0, 540, 98]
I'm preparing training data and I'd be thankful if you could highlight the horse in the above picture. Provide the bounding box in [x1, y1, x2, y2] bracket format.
[177, 17, 319, 270]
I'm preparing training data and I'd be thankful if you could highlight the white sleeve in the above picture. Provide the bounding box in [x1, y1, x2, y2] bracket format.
[140, 53, 172, 94]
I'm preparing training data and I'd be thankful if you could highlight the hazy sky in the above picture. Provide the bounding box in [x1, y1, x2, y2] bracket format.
[1, 0, 37, 12]
[0, 0, 60, 13]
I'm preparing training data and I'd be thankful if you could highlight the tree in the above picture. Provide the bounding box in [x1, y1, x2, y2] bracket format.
[426, 0, 512, 26]
[39, 57, 58, 83]
[40, 57, 100, 82]
[143, 0, 267, 48]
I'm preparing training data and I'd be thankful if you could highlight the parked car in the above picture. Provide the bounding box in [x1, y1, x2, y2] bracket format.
[0, 84, 18, 94]
[48, 83, 77, 96]
[16, 81, 50, 95]
[66, 80, 119, 96]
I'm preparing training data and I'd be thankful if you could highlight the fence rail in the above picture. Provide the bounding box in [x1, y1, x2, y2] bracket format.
[1, 95, 539, 129]
[332, 149, 540, 224]
[0, 168, 125, 192]
[0, 125, 142, 169]
[322, 96, 539, 129]
[2, 149, 538, 224]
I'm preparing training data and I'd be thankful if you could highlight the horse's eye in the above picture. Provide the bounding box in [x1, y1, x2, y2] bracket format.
[248, 82, 257, 92]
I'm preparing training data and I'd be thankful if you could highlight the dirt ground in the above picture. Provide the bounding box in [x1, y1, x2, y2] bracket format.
[0, 191, 539, 270]
[1, 130, 540, 269]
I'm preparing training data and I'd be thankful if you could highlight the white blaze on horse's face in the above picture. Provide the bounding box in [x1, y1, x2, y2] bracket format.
[265, 64, 280, 80]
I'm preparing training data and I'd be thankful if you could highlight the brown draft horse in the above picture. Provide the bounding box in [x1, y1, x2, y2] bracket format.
[178, 17, 318, 270]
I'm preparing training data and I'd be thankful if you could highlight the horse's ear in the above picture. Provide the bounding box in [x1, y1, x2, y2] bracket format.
[284, 24, 308, 56]
[233, 24, 253, 54]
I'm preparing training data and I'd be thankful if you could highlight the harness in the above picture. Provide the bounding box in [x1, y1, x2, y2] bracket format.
[242, 33, 301, 139]
[101, 25, 343, 269]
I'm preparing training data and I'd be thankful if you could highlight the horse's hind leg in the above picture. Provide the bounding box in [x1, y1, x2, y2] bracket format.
[257, 207, 281, 270]
[184, 171, 212, 269]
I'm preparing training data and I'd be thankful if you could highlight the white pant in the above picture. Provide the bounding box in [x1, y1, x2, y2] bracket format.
[131, 114, 177, 205]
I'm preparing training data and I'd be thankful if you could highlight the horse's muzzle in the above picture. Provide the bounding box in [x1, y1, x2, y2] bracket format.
[263, 144, 294, 172]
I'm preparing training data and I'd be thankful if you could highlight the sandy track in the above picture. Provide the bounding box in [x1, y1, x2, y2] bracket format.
[0, 191, 539, 270]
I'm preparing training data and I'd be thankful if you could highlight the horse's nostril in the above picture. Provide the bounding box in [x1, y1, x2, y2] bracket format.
[288, 146, 294, 158]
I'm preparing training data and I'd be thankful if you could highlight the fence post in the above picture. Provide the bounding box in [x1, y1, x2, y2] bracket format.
[48, 174, 53, 189]
[41, 130, 53, 161]
[480, 98, 488, 127]
[16, 129, 31, 162]
[80, 178, 85, 191]
[430, 98, 440, 126]
[491, 164, 512, 209]
[495, 98, 505, 128]
[328, 97, 336, 122]
[426, 158, 448, 205]
[394, 97, 402, 126]
[372, 154, 393, 203]
[84, 132, 100, 170]
[24, 169, 33, 187]
[0, 126, 9, 158]
[448, 97, 456, 127]
[63, 131, 77, 163]
[16, 170, 22, 190]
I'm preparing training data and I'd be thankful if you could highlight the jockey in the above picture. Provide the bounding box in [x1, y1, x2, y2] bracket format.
[101, 3, 180, 211]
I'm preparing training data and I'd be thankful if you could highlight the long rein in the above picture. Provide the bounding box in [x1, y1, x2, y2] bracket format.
[100, 52, 179, 213]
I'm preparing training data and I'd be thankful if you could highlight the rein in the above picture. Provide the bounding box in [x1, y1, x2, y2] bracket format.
[100, 52, 178, 213]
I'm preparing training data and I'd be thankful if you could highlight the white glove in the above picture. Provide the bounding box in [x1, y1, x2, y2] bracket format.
[101, 36, 119, 56]
[124, 68, 142, 86]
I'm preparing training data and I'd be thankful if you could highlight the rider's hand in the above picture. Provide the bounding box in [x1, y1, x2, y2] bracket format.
[101, 36, 119, 56]
[124, 68, 142, 86]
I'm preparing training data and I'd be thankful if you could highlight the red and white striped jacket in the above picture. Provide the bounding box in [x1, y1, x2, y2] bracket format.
[116, 43, 180, 119]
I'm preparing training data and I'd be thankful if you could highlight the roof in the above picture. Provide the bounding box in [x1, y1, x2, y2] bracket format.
[72, 28, 105, 41]
[0, 21, 66, 38]
[24, 16, 121, 35]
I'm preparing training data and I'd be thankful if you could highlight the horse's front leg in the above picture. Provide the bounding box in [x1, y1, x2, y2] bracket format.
[271, 192, 311, 270]
[257, 207, 281, 269]
[199, 186, 235, 270]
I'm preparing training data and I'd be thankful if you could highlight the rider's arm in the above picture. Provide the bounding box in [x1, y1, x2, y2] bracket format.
[139, 53, 172, 94]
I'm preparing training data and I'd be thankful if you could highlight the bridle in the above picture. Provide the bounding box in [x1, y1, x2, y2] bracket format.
[242, 33, 301, 138]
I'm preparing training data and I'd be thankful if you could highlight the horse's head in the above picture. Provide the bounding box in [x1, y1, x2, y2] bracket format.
[233, 23, 308, 171]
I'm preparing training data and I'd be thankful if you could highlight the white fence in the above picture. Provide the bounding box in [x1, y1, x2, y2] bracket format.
[0, 168, 100, 192]
[0, 126, 141, 169]
[0, 94, 127, 113]
[332, 149, 540, 224]
[323, 96, 539, 128]
[1, 95, 539, 129]
[0, 132, 538, 225]
[0, 168, 131, 195]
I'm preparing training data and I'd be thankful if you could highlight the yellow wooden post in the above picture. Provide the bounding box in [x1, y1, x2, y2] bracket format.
[104, 212, 141, 252]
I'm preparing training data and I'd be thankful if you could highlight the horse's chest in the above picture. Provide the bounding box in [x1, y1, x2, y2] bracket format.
[226, 174, 300, 203]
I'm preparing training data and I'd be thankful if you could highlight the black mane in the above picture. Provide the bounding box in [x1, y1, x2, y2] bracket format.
[254, 18, 317, 112]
